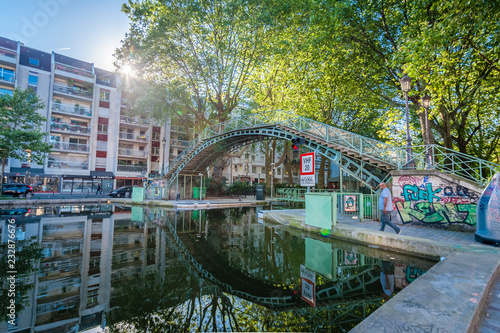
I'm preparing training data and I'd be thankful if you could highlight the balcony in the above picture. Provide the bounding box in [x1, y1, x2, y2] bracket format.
[52, 142, 90, 153]
[55, 62, 93, 79]
[53, 83, 93, 100]
[52, 102, 92, 118]
[170, 139, 190, 148]
[0, 67, 15, 85]
[0, 49, 17, 66]
[117, 164, 147, 173]
[118, 148, 147, 158]
[50, 122, 91, 136]
[120, 115, 149, 127]
[118, 132, 149, 142]
[48, 159, 89, 170]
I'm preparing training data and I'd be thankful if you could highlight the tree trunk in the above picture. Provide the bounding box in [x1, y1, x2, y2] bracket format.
[317, 156, 326, 189]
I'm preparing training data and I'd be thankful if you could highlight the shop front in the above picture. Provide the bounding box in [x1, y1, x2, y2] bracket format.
[91, 171, 115, 194]
[6, 168, 60, 192]
[115, 177, 145, 189]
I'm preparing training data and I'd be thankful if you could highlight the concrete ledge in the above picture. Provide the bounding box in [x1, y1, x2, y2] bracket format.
[351, 252, 500, 333]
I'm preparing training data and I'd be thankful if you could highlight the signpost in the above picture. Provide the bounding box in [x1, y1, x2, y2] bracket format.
[300, 264, 316, 307]
[300, 152, 315, 187]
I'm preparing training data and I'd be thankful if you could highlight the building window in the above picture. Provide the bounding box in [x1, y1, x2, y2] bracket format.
[50, 135, 61, 143]
[0, 67, 15, 83]
[151, 147, 160, 156]
[0, 88, 13, 96]
[29, 58, 39, 67]
[276, 168, 282, 176]
[252, 166, 256, 173]
[152, 132, 160, 141]
[99, 90, 110, 101]
[97, 124, 108, 134]
[28, 75, 38, 93]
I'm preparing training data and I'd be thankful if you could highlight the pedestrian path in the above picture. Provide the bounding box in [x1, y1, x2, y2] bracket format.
[477, 275, 500, 333]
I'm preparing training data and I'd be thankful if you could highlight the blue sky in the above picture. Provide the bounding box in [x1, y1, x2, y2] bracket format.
[2, 0, 130, 71]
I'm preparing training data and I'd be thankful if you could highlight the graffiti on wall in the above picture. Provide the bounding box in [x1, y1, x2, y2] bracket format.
[394, 175, 479, 226]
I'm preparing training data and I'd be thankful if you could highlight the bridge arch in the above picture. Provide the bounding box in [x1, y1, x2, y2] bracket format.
[167, 125, 386, 190]
[159, 110, 499, 190]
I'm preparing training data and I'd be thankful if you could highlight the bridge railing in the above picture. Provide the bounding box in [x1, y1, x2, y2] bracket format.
[163, 110, 500, 187]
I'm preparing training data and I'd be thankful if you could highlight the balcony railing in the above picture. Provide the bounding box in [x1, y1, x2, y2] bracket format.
[52, 142, 90, 153]
[170, 139, 190, 148]
[55, 62, 93, 78]
[118, 132, 149, 141]
[50, 122, 91, 135]
[52, 102, 92, 117]
[0, 50, 16, 62]
[48, 159, 89, 170]
[53, 84, 93, 99]
[120, 115, 149, 126]
[118, 148, 147, 158]
[0, 67, 15, 84]
[117, 164, 147, 172]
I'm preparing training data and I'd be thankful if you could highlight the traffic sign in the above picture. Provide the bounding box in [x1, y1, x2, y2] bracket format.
[300, 152, 315, 186]
[300, 265, 316, 307]
[300, 152, 315, 175]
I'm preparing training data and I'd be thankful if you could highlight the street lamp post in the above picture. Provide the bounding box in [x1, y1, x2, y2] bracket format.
[400, 74, 414, 169]
[421, 94, 432, 168]
[161, 137, 166, 175]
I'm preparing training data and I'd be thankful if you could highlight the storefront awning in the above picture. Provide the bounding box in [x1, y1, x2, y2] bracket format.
[9, 167, 45, 174]
[90, 171, 115, 179]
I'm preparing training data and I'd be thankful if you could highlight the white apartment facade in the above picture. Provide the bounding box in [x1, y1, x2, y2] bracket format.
[0, 36, 171, 194]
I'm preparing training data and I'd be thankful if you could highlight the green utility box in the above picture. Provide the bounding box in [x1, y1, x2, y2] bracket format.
[305, 192, 335, 229]
[193, 187, 206, 199]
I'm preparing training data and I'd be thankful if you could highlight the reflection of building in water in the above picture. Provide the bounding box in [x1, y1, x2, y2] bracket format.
[0, 205, 166, 333]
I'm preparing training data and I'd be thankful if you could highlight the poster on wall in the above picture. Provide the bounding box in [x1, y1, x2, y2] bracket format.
[344, 195, 357, 212]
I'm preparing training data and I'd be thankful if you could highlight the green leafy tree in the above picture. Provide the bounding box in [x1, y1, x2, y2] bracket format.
[0, 88, 52, 193]
[116, 0, 266, 130]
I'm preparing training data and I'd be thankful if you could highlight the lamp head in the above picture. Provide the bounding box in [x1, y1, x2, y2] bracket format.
[400, 74, 412, 93]
[422, 94, 431, 109]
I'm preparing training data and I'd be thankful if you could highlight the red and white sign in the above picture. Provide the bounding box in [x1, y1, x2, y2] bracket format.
[300, 265, 316, 307]
[300, 152, 315, 187]
[300, 152, 315, 175]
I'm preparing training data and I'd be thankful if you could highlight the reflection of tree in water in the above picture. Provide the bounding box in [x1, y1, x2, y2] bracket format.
[0, 237, 42, 322]
[107, 266, 242, 332]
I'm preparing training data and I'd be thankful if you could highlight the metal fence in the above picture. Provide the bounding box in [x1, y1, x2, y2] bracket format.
[333, 193, 380, 222]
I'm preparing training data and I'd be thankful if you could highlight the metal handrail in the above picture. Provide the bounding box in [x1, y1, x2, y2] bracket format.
[163, 110, 500, 187]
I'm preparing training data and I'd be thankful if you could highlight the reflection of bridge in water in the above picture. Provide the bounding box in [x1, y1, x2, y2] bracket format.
[154, 213, 383, 310]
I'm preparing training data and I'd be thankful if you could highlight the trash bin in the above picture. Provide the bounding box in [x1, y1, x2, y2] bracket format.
[193, 187, 206, 199]
[256, 185, 265, 200]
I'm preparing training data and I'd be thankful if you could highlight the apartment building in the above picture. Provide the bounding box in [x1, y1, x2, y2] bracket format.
[0, 36, 169, 194]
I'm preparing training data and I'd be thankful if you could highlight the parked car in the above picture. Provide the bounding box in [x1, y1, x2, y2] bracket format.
[2, 183, 34, 198]
[109, 186, 134, 198]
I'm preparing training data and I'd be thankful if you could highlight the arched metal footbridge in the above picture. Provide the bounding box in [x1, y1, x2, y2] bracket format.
[159, 110, 500, 189]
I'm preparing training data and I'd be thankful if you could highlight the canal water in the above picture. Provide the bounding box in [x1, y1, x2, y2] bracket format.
[0, 204, 436, 332]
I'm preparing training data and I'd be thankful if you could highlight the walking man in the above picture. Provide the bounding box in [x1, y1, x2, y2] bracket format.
[379, 182, 401, 234]
[96, 184, 102, 195]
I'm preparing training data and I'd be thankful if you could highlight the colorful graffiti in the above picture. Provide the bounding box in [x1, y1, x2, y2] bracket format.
[394, 176, 479, 227]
